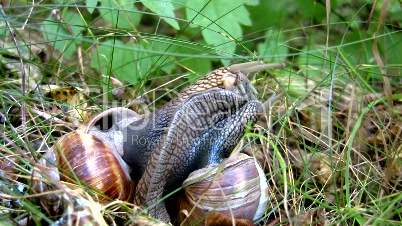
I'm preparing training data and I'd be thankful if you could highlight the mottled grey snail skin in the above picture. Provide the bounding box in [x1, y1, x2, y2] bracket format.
[122, 61, 268, 181]
[122, 61, 282, 222]
[121, 72, 230, 181]
[137, 90, 265, 222]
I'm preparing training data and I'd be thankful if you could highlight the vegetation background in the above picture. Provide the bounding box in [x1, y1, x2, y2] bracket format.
[0, 0, 401, 225]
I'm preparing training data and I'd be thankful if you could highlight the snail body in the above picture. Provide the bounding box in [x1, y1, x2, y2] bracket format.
[122, 66, 250, 180]
[128, 62, 278, 221]
[135, 88, 265, 221]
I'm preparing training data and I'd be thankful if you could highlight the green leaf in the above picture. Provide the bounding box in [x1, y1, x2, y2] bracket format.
[42, 12, 84, 59]
[145, 41, 177, 74]
[247, 0, 288, 30]
[185, 0, 255, 65]
[99, 0, 141, 30]
[342, 31, 374, 65]
[86, 0, 99, 14]
[140, 0, 180, 30]
[257, 29, 288, 62]
[245, 0, 259, 6]
[140, 35, 213, 77]
[170, 0, 187, 9]
[90, 40, 151, 83]
[176, 40, 212, 81]
[63, 12, 86, 42]
[294, 0, 326, 22]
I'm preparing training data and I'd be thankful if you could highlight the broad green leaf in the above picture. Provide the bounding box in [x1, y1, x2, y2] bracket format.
[144, 41, 176, 74]
[176, 40, 212, 81]
[257, 29, 288, 62]
[43, 18, 76, 59]
[247, 0, 288, 30]
[245, 0, 259, 6]
[63, 12, 86, 42]
[186, 0, 255, 65]
[342, 31, 374, 65]
[388, 0, 402, 13]
[42, 12, 84, 59]
[142, 35, 212, 77]
[140, 0, 179, 30]
[99, 0, 141, 30]
[294, 0, 326, 22]
[86, 0, 99, 14]
[90, 40, 151, 83]
[170, 0, 187, 9]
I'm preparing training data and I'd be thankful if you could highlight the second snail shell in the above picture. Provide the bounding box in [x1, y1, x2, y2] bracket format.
[178, 153, 269, 225]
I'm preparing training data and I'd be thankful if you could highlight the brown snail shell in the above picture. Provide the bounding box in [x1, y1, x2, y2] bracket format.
[53, 107, 140, 202]
[54, 131, 134, 202]
[178, 153, 269, 225]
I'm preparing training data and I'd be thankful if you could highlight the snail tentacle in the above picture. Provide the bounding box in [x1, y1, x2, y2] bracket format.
[229, 61, 285, 74]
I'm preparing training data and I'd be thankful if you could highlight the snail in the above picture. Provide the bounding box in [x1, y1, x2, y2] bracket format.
[40, 61, 282, 223]
[51, 107, 140, 202]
